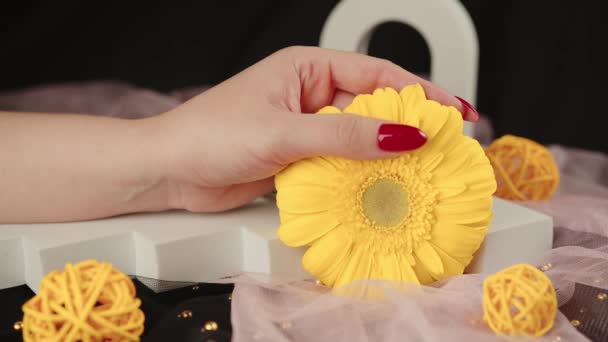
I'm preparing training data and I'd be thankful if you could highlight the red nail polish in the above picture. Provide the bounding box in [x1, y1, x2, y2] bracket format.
[455, 96, 480, 122]
[377, 123, 427, 152]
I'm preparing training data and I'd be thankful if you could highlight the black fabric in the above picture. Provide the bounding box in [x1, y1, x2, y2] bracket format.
[1, 1, 606, 153]
[0, 284, 32, 342]
[560, 284, 608, 342]
[145, 293, 233, 342]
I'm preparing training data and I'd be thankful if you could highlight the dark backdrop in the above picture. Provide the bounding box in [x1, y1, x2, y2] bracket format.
[1, 0, 606, 153]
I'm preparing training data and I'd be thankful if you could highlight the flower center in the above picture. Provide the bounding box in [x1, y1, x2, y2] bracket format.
[361, 178, 408, 227]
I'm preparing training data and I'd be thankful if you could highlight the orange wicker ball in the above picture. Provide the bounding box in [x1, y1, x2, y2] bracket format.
[485, 135, 559, 201]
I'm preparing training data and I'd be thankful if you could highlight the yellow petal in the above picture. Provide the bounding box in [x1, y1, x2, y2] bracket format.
[460, 164, 497, 187]
[429, 243, 466, 279]
[395, 86, 423, 127]
[411, 255, 434, 284]
[433, 177, 466, 191]
[319, 156, 349, 171]
[275, 158, 338, 190]
[400, 83, 426, 99]
[376, 253, 403, 282]
[438, 183, 467, 200]
[466, 214, 494, 230]
[317, 105, 343, 114]
[343, 94, 372, 116]
[343, 88, 404, 122]
[466, 147, 492, 166]
[434, 164, 496, 200]
[432, 138, 480, 179]
[398, 257, 421, 284]
[367, 88, 394, 121]
[334, 247, 373, 288]
[276, 184, 335, 214]
[434, 199, 493, 225]
[419, 152, 444, 173]
[430, 223, 487, 264]
[449, 135, 479, 154]
[368, 254, 383, 280]
[400, 84, 426, 117]
[402, 109, 420, 128]
[414, 241, 445, 278]
[382, 88, 406, 124]
[440, 184, 494, 204]
[405, 253, 416, 266]
[416, 102, 450, 139]
[436, 197, 492, 214]
[433, 154, 472, 180]
[419, 109, 463, 156]
[302, 226, 352, 287]
[277, 212, 339, 247]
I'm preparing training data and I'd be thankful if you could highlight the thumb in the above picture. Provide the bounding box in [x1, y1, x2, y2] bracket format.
[281, 113, 427, 161]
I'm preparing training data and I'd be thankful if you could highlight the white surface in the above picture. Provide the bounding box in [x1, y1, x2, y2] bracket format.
[465, 198, 554, 273]
[1, 197, 552, 292]
[319, 0, 479, 136]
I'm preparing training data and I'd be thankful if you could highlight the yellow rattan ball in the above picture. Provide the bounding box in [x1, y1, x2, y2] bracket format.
[485, 135, 559, 200]
[482, 264, 557, 336]
[21, 260, 145, 342]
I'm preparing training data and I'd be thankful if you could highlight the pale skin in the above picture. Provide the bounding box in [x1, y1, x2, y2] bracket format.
[0, 46, 478, 224]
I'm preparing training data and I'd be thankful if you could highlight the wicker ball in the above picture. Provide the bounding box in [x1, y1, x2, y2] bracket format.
[485, 135, 559, 200]
[21, 260, 144, 342]
[482, 264, 557, 336]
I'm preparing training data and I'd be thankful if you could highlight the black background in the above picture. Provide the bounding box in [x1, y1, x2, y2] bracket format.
[1, 1, 606, 151]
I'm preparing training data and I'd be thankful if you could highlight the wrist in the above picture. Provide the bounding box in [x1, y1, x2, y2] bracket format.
[120, 115, 174, 214]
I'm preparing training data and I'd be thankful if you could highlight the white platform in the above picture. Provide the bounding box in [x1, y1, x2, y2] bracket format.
[0, 197, 552, 292]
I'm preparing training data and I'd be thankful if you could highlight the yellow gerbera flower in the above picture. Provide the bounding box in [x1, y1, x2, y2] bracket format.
[276, 84, 496, 288]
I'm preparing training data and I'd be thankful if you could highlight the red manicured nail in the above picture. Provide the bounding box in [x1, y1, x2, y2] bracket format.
[377, 123, 427, 152]
[455, 96, 480, 122]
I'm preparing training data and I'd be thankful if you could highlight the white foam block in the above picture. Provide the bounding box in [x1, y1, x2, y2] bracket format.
[0, 197, 552, 292]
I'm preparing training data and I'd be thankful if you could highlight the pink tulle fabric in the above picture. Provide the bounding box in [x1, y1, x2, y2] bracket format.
[2, 82, 606, 341]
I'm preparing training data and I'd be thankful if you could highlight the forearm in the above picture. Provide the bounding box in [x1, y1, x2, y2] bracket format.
[0, 111, 171, 223]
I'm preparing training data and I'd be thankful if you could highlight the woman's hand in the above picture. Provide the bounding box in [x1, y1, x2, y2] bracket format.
[0, 46, 478, 223]
[154, 46, 479, 213]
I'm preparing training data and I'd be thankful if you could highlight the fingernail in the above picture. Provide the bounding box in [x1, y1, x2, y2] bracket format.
[377, 123, 427, 152]
[455, 96, 480, 122]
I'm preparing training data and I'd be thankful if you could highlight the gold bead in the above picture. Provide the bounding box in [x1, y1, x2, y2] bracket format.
[203, 321, 219, 332]
[279, 321, 293, 329]
[571, 319, 581, 327]
[552, 337, 561, 342]
[315, 279, 323, 286]
[540, 263, 552, 272]
[192, 285, 200, 290]
[598, 292, 607, 301]
[178, 310, 193, 318]
[13, 321, 23, 331]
